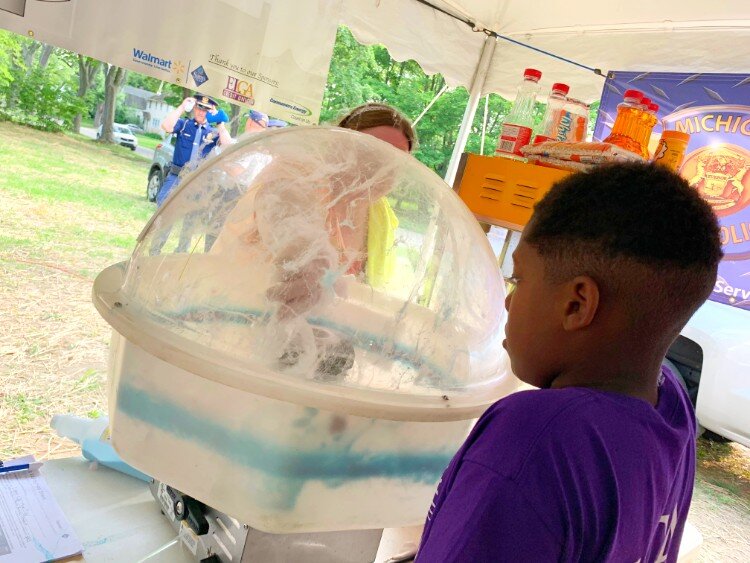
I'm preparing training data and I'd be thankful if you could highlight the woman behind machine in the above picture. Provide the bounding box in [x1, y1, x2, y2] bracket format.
[335, 103, 416, 288]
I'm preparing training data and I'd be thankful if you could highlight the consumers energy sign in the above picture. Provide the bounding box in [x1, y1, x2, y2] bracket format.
[595, 72, 750, 312]
[0, 0, 339, 124]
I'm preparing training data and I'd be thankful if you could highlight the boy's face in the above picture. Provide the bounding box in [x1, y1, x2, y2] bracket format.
[503, 238, 566, 388]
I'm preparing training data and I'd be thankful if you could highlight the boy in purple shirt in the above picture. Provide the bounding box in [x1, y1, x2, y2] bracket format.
[416, 162, 722, 562]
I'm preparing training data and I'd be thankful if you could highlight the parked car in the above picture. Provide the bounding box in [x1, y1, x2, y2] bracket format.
[146, 136, 175, 202]
[126, 123, 145, 135]
[97, 123, 138, 151]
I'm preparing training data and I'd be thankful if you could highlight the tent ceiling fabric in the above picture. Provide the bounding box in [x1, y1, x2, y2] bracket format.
[343, 0, 750, 102]
[340, 0, 486, 89]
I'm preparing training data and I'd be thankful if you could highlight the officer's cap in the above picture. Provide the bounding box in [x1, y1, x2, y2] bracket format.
[195, 95, 218, 110]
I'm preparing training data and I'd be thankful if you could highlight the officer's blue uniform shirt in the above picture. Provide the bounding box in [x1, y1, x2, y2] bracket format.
[172, 118, 219, 167]
[156, 118, 219, 207]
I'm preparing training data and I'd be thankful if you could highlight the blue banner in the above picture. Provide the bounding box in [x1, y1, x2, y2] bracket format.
[595, 72, 750, 311]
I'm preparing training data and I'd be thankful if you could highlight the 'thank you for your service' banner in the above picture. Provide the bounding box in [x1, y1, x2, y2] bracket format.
[0, 0, 340, 125]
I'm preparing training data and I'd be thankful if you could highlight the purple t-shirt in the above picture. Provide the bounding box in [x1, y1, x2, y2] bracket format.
[416, 367, 696, 562]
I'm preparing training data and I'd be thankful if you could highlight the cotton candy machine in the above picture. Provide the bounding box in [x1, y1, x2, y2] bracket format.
[92, 127, 516, 537]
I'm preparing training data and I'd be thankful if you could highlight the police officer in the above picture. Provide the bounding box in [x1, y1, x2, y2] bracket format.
[157, 94, 232, 206]
[244, 109, 268, 134]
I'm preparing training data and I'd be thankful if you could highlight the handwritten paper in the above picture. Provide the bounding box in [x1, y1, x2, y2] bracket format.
[0, 457, 82, 563]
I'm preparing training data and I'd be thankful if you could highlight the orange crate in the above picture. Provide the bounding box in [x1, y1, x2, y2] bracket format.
[455, 154, 571, 231]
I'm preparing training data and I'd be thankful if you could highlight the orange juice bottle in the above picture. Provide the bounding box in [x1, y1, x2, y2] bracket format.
[604, 89, 645, 155]
[652, 130, 691, 171]
[638, 102, 659, 159]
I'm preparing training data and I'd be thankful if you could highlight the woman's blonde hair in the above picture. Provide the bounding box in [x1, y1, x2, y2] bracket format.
[337, 103, 417, 152]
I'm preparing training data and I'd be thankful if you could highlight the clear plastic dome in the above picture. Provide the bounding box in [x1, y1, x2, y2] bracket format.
[101, 127, 510, 420]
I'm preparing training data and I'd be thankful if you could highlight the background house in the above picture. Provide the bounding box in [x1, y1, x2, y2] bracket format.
[122, 85, 175, 136]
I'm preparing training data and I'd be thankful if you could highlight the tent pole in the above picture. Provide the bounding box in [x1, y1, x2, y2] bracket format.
[479, 94, 489, 155]
[444, 35, 497, 185]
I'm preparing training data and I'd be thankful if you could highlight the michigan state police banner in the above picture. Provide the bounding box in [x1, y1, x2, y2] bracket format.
[0, 0, 340, 124]
[595, 72, 750, 312]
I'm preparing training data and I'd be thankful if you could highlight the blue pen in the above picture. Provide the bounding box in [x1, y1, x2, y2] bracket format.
[0, 462, 43, 475]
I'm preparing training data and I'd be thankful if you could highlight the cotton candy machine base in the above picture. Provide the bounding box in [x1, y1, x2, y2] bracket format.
[151, 479, 389, 562]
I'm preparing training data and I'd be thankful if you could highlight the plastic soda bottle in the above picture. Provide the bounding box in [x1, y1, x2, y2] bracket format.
[496, 68, 542, 157]
[535, 83, 570, 143]
[604, 89, 645, 155]
[566, 98, 590, 142]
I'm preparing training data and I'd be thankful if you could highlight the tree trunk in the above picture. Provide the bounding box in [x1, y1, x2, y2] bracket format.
[73, 56, 101, 134]
[21, 41, 40, 69]
[384, 60, 394, 85]
[72, 113, 83, 135]
[229, 103, 242, 138]
[393, 62, 406, 93]
[100, 65, 127, 143]
[94, 103, 104, 128]
[38, 44, 54, 69]
[7, 41, 40, 106]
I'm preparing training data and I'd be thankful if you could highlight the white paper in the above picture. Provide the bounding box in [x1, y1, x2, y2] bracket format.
[0, 457, 82, 563]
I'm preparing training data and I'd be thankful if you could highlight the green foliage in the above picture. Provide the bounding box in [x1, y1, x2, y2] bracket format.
[0, 31, 85, 131]
[321, 27, 517, 176]
[114, 101, 140, 125]
[0, 30, 20, 89]
[13, 65, 86, 131]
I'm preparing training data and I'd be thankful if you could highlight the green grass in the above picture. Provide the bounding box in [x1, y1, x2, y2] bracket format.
[135, 134, 162, 151]
[0, 121, 155, 284]
[75, 369, 104, 393]
[0, 125, 153, 224]
[4, 394, 46, 424]
[0, 121, 149, 459]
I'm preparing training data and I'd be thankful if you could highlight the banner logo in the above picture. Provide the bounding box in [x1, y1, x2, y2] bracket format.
[269, 97, 311, 116]
[223, 76, 255, 105]
[191, 65, 209, 87]
[132, 48, 172, 73]
[681, 144, 750, 217]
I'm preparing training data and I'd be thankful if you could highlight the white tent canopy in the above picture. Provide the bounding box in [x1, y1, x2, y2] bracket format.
[343, 0, 750, 102]
[2, 0, 749, 179]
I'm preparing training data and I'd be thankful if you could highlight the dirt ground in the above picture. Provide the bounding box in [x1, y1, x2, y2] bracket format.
[0, 250, 110, 459]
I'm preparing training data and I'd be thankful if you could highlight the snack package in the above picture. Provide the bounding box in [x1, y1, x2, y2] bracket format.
[532, 156, 592, 172]
[521, 141, 646, 164]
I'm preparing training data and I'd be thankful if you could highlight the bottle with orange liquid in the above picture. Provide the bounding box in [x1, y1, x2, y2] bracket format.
[652, 130, 691, 171]
[604, 89, 645, 155]
[636, 101, 659, 159]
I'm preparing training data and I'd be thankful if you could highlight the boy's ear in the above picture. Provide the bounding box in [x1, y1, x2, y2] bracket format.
[562, 275, 600, 331]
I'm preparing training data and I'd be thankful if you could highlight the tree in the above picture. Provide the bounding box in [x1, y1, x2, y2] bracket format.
[99, 64, 127, 143]
[0, 32, 83, 131]
[229, 103, 242, 137]
[73, 55, 101, 133]
[38, 44, 54, 70]
[0, 30, 20, 93]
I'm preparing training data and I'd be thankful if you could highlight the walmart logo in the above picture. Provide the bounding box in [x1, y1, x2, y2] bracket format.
[132, 48, 172, 72]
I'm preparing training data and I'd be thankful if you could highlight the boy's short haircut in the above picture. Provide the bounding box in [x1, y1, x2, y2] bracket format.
[525, 162, 723, 336]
